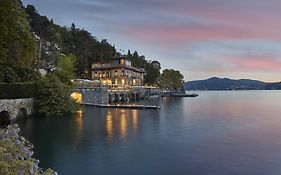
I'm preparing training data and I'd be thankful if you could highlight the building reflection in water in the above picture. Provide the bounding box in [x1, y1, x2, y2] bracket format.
[119, 110, 127, 140]
[105, 109, 139, 142]
[132, 110, 138, 131]
[106, 111, 113, 142]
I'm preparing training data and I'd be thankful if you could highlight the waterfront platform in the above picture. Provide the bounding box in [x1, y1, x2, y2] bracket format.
[82, 103, 161, 110]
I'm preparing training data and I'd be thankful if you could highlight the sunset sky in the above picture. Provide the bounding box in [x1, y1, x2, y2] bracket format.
[22, 0, 281, 82]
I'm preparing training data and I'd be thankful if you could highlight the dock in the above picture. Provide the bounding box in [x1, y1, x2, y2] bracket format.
[170, 93, 199, 97]
[82, 103, 161, 110]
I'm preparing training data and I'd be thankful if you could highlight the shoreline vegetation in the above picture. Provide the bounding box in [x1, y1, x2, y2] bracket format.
[0, 124, 56, 175]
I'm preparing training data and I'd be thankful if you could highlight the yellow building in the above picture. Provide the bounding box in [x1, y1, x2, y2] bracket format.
[92, 57, 145, 86]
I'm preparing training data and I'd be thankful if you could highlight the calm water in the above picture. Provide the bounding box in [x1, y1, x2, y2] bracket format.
[18, 91, 281, 175]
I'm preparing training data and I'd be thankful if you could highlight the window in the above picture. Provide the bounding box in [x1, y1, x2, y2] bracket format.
[133, 79, 136, 85]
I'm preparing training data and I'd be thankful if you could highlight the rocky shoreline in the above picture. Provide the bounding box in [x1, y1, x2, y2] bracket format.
[0, 124, 56, 175]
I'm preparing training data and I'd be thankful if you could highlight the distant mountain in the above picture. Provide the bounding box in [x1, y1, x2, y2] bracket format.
[264, 82, 281, 90]
[185, 77, 268, 90]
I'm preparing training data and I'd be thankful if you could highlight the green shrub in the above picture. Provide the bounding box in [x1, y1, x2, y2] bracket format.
[34, 74, 79, 117]
[0, 82, 36, 99]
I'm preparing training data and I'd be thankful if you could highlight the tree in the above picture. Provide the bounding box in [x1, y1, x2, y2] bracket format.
[0, 0, 37, 83]
[144, 62, 161, 85]
[35, 74, 78, 117]
[151, 60, 161, 70]
[54, 54, 77, 84]
[160, 69, 184, 91]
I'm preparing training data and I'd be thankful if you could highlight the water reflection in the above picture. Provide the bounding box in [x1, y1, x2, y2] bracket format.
[106, 111, 113, 142]
[105, 109, 139, 142]
[75, 111, 83, 131]
[120, 111, 127, 140]
[73, 111, 83, 151]
[132, 110, 138, 131]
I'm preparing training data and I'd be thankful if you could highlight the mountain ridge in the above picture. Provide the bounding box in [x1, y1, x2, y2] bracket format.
[185, 77, 281, 90]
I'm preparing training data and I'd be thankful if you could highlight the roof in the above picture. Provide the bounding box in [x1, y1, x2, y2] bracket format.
[92, 64, 145, 73]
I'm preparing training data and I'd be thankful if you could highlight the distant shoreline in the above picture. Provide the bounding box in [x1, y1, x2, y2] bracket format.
[185, 77, 281, 91]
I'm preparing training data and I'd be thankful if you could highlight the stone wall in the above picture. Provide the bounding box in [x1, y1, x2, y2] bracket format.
[0, 98, 34, 122]
[76, 87, 109, 104]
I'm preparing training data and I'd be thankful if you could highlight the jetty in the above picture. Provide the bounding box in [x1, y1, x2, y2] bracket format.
[170, 93, 198, 97]
[82, 103, 161, 110]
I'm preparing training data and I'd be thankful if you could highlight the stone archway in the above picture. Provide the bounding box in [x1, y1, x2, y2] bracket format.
[0, 110, 11, 124]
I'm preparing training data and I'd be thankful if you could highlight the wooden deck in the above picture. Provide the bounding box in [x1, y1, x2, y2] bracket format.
[82, 103, 161, 110]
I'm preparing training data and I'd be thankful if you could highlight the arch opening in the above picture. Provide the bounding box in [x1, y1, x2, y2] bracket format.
[0, 110, 11, 124]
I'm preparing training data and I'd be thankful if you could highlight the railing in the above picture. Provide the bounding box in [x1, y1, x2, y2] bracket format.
[108, 84, 131, 92]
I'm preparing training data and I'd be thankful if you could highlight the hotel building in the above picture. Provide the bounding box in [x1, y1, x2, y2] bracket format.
[91, 56, 145, 86]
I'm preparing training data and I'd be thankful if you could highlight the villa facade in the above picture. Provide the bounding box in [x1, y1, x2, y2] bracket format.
[91, 57, 145, 86]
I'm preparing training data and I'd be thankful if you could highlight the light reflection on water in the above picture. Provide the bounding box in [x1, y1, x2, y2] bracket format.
[106, 111, 113, 142]
[105, 109, 139, 142]
[17, 91, 281, 175]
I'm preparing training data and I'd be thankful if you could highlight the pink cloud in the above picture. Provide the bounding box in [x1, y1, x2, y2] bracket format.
[115, 1, 281, 45]
[223, 55, 281, 72]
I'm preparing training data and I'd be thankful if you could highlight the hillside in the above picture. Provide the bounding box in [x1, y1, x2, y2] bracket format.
[185, 77, 267, 90]
[25, 5, 161, 84]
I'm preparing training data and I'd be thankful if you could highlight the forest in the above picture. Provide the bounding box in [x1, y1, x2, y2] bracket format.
[24, 4, 162, 85]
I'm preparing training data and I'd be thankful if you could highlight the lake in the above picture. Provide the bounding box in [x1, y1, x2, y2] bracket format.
[18, 91, 281, 175]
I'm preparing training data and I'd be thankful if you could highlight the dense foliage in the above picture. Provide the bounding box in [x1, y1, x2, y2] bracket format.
[35, 74, 78, 117]
[33, 53, 79, 117]
[127, 50, 161, 85]
[160, 69, 184, 91]
[0, 125, 55, 175]
[53, 54, 77, 84]
[25, 5, 116, 78]
[0, 82, 36, 99]
[0, 0, 38, 83]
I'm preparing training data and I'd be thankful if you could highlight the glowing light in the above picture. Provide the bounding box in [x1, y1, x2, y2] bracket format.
[120, 59, 125, 65]
[71, 92, 82, 103]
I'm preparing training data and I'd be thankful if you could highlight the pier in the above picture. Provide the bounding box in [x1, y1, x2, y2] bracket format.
[82, 103, 161, 110]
